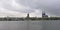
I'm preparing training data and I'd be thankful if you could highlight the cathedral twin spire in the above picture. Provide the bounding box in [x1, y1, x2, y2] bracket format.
[26, 11, 48, 18]
[26, 13, 29, 18]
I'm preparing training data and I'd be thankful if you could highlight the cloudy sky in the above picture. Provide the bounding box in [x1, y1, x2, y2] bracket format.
[0, 0, 60, 17]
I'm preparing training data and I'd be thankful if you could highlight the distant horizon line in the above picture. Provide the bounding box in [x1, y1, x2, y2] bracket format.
[0, 15, 59, 17]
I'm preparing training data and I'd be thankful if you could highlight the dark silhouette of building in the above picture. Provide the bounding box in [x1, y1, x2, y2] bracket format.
[27, 13, 29, 18]
[42, 12, 48, 18]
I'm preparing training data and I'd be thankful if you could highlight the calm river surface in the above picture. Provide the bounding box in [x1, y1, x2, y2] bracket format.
[0, 20, 60, 30]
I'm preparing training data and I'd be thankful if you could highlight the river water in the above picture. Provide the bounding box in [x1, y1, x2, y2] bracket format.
[0, 20, 60, 30]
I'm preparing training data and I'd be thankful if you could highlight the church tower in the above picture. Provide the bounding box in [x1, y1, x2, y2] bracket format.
[26, 13, 29, 18]
[42, 11, 48, 18]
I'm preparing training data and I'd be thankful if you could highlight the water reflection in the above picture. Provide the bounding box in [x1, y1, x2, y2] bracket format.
[0, 20, 60, 30]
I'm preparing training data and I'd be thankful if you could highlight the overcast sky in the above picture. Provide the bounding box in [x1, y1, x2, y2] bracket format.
[0, 0, 60, 17]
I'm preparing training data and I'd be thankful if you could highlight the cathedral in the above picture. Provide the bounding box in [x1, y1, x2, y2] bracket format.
[26, 13, 29, 18]
[42, 12, 48, 18]
[26, 12, 48, 18]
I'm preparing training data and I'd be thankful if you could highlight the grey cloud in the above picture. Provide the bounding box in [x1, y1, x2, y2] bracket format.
[16, 0, 60, 16]
[0, 0, 60, 17]
[2, 0, 35, 13]
[18, 9, 35, 13]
